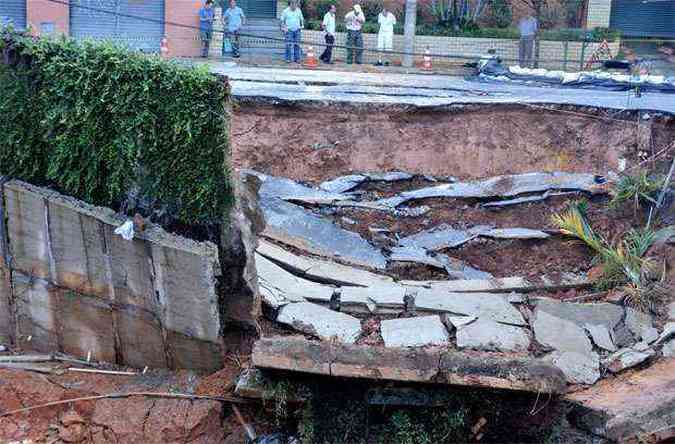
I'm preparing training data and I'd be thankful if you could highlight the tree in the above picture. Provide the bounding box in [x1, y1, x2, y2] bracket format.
[403, 0, 417, 67]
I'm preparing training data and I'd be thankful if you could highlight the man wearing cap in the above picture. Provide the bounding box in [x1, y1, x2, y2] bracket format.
[345, 4, 365, 64]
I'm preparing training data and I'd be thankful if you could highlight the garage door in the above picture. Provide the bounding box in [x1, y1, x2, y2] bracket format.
[0, 0, 26, 29]
[239, 0, 276, 18]
[70, 0, 164, 52]
[610, 0, 675, 38]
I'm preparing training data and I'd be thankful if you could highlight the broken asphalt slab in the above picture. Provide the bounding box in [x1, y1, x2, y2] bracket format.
[252, 336, 567, 394]
[374, 172, 607, 208]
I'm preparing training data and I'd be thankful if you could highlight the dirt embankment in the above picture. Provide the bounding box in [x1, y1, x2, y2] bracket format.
[232, 103, 675, 183]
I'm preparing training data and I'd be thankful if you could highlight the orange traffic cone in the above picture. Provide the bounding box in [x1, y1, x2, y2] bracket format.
[304, 46, 318, 69]
[421, 47, 432, 71]
[160, 37, 169, 58]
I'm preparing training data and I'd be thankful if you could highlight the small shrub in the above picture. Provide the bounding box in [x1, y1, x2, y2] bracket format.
[610, 171, 663, 212]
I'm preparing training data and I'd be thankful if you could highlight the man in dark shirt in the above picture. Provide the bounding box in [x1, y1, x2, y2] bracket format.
[199, 0, 215, 58]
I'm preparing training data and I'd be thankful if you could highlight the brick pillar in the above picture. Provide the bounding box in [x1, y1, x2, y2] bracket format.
[586, 0, 612, 29]
[27, 0, 69, 36]
[165, 0, 203, 57]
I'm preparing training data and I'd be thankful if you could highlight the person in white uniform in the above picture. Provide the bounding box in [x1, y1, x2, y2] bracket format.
[376, 6, 396, 66]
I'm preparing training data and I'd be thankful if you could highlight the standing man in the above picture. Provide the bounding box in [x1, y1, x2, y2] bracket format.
[223, 0, 246, 58]
[518, 13, 538, 68]
[345, 4, 365, 64]
[376, 6, 396, 66]
[320, 5, 336, 64]
[199, 0, 215, 58]
[280, 0, 305, 64]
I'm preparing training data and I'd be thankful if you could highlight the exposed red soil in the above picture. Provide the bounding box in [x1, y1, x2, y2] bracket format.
[231, 104, 675, 184]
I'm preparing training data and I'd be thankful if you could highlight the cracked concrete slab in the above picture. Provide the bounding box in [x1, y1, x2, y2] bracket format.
[532, 309, 593, 354]
[380, 316, 450, 347]
[625, 307, 658, 344]
[319, 171, 415, 193]
[375, 172, 607, 208]
[455, 318, 530, 352]
[403, 273, 590, 293]
[414, 290, 526, 326]
[276, 302, 362, 343]
[603, 347, 655, 374]
[534, 299, 624, 331]
[547, 351, 600, 385]
[583, 323, 616, 352]
[255, 254, 334, 308]
[389, 246, 492, 280]
[256, 239, 394, 287]
[261, 198, 388, 269]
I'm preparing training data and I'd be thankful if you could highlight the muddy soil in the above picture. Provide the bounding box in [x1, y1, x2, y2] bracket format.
[232, 103, 675, 183]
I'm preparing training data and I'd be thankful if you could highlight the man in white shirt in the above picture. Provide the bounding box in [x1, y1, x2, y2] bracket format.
[376, 6, 396, 66]
[344, 4, 365, 64]
[320, 4, 336, 64]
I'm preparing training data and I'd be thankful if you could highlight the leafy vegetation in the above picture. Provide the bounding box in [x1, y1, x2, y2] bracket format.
[609, 171, 663, 213]
[552, 201, 671, 311]
[0, 28, 232, 225]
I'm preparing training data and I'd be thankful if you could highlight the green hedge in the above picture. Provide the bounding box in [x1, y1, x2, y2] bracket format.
[305, 20, 620, 42]
[0, 29, 232, 225]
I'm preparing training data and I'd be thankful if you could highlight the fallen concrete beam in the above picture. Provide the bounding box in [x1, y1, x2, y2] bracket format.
[252, 337, 568, 394]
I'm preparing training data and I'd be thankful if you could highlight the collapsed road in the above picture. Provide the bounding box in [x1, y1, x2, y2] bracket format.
[1, 63, 674, 443]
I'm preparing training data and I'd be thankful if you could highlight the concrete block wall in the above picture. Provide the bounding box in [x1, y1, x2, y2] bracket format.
[0, 180, 224, 371]
[586, 0, 612, 29]
[302, 30, 620, 70]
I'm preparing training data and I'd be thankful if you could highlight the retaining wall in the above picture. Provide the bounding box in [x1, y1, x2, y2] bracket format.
[0, 179, 224, 371]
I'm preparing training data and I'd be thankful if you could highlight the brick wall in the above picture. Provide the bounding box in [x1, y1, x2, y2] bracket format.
[586, 0, 612, 29]
[26, 0, 69, 36]
[166, 0, 204, 57]
[302, 30, 620, 70]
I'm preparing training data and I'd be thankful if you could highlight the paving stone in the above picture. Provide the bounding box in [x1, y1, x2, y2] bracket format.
[456, 318, 530, 352]
[548, 351, 600, 385]
[535, 299, 624, 331]
[532, 309, 593, 354]
[625, 307, 658, 344]
[380, 316, 449, 348]
[583, 323, 616, 352]
[415, 290, 526, 325]
[276, 302, 362, 344]
[603, 347, 655, 374]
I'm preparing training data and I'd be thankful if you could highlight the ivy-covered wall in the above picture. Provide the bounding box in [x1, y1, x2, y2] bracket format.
[0, 29, 232, 225]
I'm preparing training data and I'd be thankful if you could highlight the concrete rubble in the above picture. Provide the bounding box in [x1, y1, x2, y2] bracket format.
[380, 316, 449, 347]
[548, 351, 600, 385]
[455, 318, 530, 352]
[319, 171, 416, 193]
[397, 224, 550, 251]
[603, 346, 656, 373]
[276, 302, 362, 344]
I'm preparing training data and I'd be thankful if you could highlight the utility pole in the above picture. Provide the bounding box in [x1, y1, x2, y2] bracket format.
[403, 0, 417, 68]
